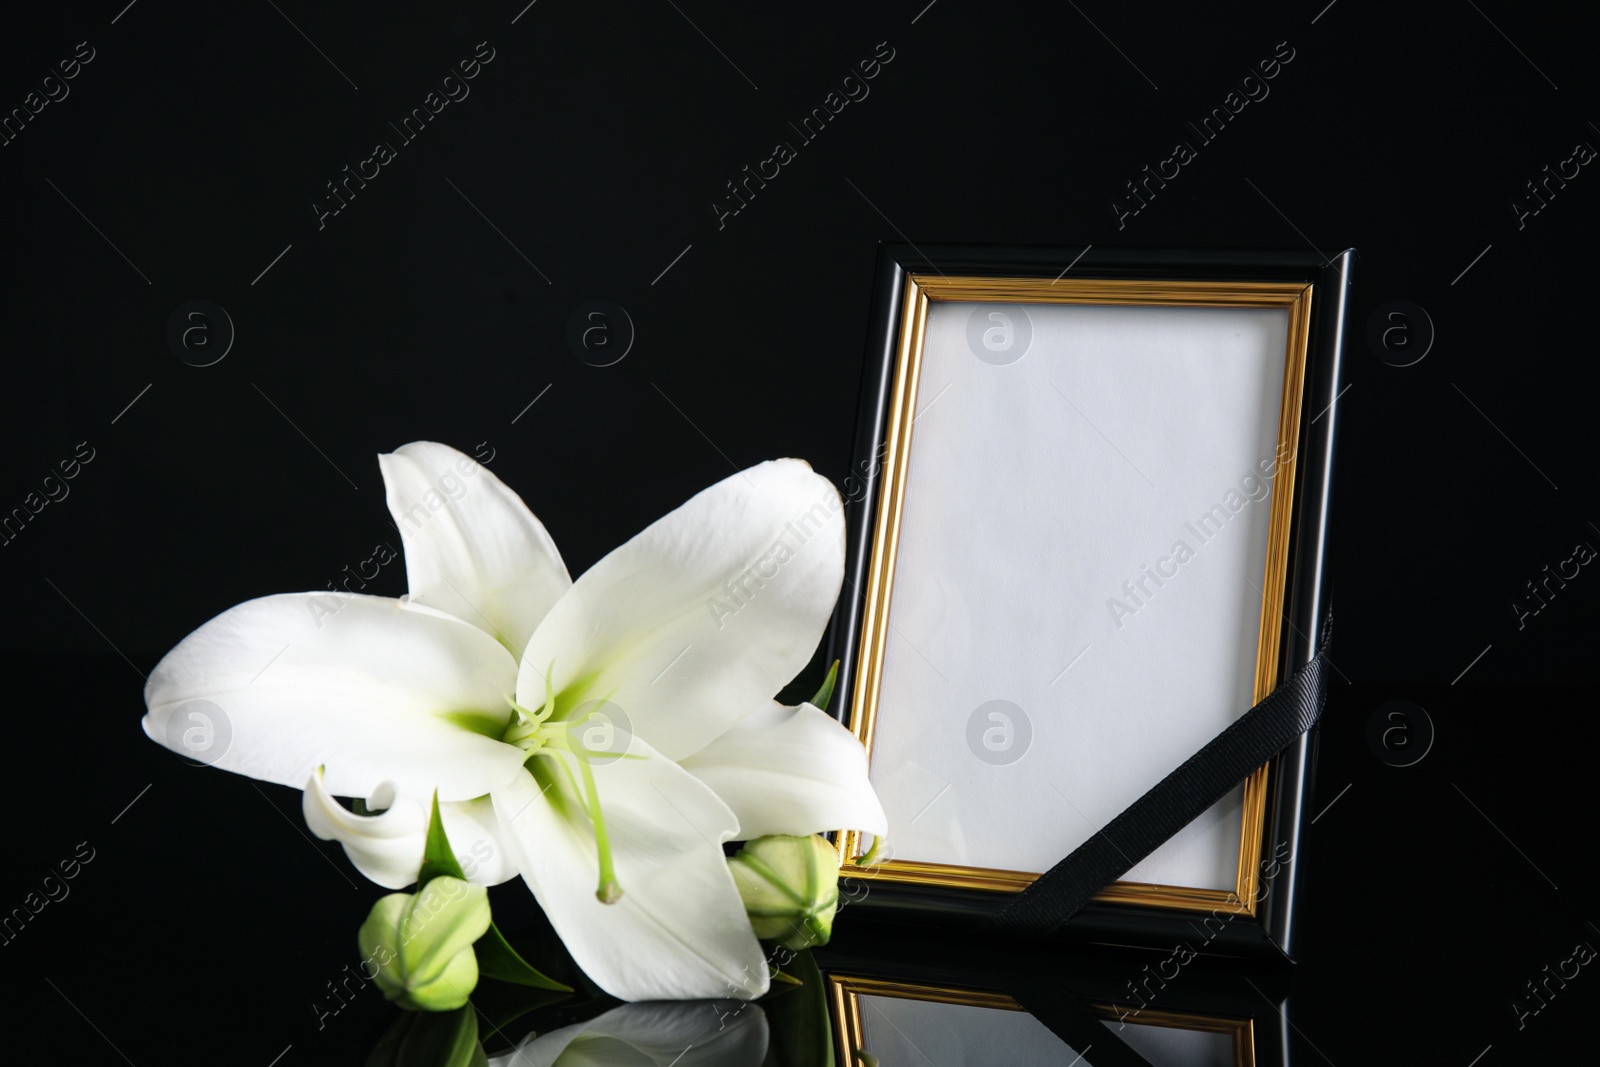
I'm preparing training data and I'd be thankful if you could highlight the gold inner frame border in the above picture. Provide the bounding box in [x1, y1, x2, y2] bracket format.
[835, 274, 1314, 915]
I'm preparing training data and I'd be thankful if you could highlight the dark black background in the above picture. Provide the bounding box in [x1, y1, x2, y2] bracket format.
[2, 1, 1596, 1063]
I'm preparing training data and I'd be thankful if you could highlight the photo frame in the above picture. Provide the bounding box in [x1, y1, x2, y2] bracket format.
[816, 924, 1294, 1067]
[827, 246, 1352, 957]
[829, 975, 1256, 1067]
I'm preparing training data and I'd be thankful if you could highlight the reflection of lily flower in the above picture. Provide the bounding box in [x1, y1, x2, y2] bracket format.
[488, 1000, 768, 1067]
[142, 443, 885, 1001]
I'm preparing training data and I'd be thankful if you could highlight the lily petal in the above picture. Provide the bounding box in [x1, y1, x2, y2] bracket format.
[142, 593, 525, 801]
[302, 771, 518, 889]
[680, 702, 887, 839]
[433, 793, 521, 887]
[381, 441, 571, 656]
[491, 742, 768, 1002]
[489, 1000, 769, 1067]
[303, 772, 427, 889]
[517, 459, 844, 761]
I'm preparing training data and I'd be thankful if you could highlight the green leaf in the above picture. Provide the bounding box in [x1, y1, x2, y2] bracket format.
[466, 979, 580, 1046]
[365, 1005, 488, 1067]
[417, 792, 469, 888]
[758, 950, 835, 1067]
[809, 660, 840, 712]
[476, 923, 571, 991]
[416, 793, 572, 993]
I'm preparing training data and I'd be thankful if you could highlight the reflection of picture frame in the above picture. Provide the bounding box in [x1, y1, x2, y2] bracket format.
[828, 974, 1256, 1067]
[828, 246, 1351, 956]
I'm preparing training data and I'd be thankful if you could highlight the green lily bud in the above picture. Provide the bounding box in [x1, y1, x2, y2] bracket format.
[358, 875, 492, 1012]
[728, 834, 841, 952]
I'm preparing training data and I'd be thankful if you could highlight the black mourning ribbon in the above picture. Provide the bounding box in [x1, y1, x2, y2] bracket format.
[986, 613, 1333, 939]
[1012, 986, 1165, 1067]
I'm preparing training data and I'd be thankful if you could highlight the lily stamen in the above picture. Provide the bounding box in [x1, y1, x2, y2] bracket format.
[575, 750, 623, 904]
[502, 665, 624, 905]
[501, 695, 557, 751]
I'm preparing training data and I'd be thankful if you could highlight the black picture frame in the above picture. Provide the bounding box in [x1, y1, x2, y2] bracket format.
[817, 922, 1296, 1067]
[825, 243, 1353, 961]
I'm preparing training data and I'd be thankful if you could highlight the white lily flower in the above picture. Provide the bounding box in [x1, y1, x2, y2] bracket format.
[142, 442, 886, 1001]
[487, 1000, 769, 1067]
